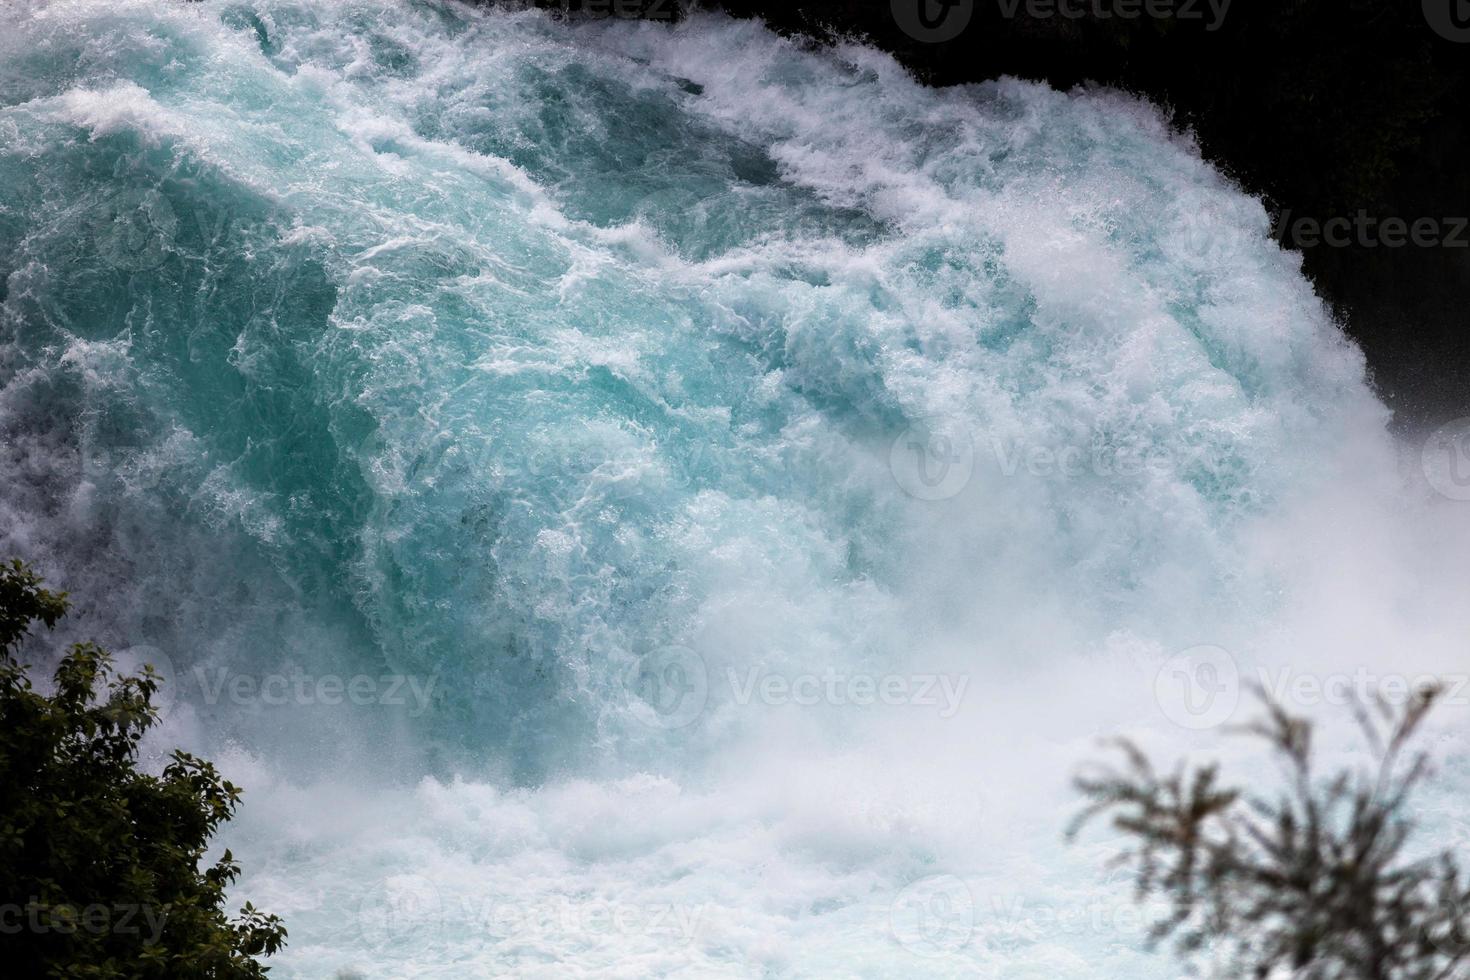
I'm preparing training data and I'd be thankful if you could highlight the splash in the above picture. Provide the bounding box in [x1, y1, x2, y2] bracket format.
[2, 1, 1466, 975]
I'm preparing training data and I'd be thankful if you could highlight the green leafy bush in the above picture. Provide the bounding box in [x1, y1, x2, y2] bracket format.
[1071, 686, 1470, 978]
[0, 559, 286, 978]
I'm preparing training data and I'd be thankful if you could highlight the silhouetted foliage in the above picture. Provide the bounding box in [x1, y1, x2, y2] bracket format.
[0, 559, 286, 978]
[1070, 685, 1470, 979]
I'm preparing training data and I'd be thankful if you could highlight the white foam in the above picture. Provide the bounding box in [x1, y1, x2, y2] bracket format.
[3, 2, 1468, 977]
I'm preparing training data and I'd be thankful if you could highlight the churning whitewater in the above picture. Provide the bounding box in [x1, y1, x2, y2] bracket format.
[3, 0, 1468, 976]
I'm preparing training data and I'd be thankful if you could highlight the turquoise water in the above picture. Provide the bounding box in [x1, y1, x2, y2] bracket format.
[3, 1, 1468, 976]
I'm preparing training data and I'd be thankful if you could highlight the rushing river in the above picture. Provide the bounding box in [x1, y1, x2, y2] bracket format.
[3, 1, 1469, 975]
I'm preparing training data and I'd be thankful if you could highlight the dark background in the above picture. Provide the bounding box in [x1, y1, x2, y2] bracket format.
[515, 0, 1470, 428]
